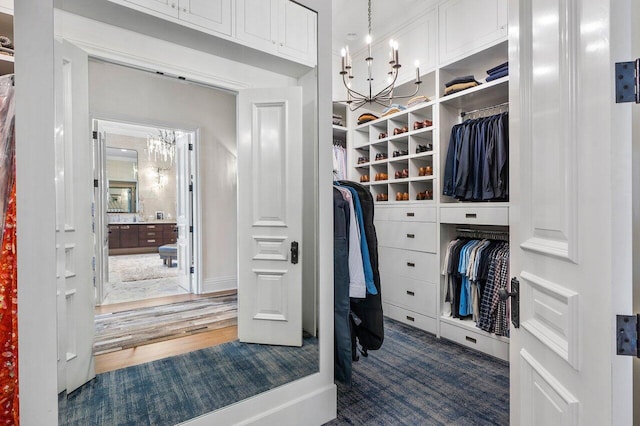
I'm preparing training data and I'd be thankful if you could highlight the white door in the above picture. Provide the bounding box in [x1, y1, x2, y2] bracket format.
[510, 1, 634, 425]
[54, 40, 96, 393]
[178, 0, 231, 36]
[93, 122, 109, 305]
[237, 87, 303, 347]
[175, 131, 193, 292]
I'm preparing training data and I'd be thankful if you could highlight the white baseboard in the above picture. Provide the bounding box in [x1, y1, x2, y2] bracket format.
[180, 382, 337, 426]
[201, 275, 237, 294]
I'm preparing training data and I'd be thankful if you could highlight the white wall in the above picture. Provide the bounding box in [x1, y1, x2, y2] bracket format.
[89, 59, 238, 289]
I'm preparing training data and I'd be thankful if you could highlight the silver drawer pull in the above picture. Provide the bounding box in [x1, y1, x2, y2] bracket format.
[406, 290, 415, 296]
[406, 233, 415, 239]
[406, 212, 415, 217]
[147, 239, 156, 243]
[406, 315, 415, 322]
[465, 336, 477, 344]
[407, 262, 415, 267]
[465, 213, 477, 218]
[147, 225, 156, 228]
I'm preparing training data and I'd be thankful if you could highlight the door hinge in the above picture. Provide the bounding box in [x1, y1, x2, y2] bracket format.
[189, 183, 193, 192]
[188, 143, 193, 151]
[190, 266, 194, 274]
[94, 179, 99, 188]
[616, 314, 639, 357]
[92, 131, 98, 139]
[615, 59, 640, 103]
[189, 225, 193, 233]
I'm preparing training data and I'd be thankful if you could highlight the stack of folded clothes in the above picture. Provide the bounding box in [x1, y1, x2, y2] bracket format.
[443, 76, 480, 96]
[332, 113, 344, 127]
[357, 112, 378, 125]
[406, 95, 430, 108]
[381, 103, 406, 117]
[486, 62, 508, 82]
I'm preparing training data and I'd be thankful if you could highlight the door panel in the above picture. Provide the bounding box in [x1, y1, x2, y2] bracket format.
[510, 0, 633, 424]
[277, 0, 316, 65]
[237, 87, 302, 347]
[55, 40, 95, 393]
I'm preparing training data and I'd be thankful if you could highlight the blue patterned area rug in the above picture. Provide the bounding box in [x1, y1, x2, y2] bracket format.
[59, 336, 319, 426]
[327, 318, 509, 426]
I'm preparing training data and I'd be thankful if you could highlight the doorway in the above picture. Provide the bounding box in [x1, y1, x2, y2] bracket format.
[93, 119, 196, 306]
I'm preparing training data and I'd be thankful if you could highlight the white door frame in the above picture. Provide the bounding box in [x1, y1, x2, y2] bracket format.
[93, 115, 203, 303]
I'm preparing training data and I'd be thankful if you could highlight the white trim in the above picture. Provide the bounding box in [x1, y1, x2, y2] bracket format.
[181, 382, 336, 426]
[54, 9, 297, 92]
[202, 275, 237, 294]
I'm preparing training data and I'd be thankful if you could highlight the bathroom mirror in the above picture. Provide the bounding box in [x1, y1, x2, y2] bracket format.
[106, 147, 138, 213]
[54, 1, 320, 424]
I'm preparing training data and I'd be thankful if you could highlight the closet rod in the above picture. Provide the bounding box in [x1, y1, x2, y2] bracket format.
[460, 101, 509, 118]
[456, 227, 509, 241]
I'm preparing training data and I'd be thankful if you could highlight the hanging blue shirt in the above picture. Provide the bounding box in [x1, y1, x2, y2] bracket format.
[344, 186, 377, 295]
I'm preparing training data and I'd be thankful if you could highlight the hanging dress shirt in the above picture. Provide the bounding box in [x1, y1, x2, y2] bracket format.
[334, 186, 366, 299]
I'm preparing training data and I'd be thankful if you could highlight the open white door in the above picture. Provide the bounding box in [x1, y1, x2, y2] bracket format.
[93, 121, 109, 305]
[237, 87, 303, 347]
[175, 131, 193, 292]
[54, 40, 96, 393]
[509, 1, 634, 424]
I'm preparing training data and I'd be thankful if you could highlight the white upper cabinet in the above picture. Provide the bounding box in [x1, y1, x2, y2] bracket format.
[124, 0, 179, 18]
[111, 0, 316, 66]
[276, 0, 316, 65]
[236, 0, 277, 52]
[438, 0, 507, 65]
[118, 0, 231, 35]
[236, 0, 316, 66]
[178, 0, 232, 36]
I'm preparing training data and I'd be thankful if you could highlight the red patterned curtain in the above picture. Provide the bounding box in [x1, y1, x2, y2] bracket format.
[0, 75, 17, 425]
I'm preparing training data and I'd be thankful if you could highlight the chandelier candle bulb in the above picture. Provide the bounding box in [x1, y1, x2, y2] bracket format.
[337, 0, 422, 110]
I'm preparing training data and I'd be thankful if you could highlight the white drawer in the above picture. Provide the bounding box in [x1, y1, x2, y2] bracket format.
[384, 303, 437, 335]
[378, 247, 438, 283]
[376, 206, 436, 222]
[381, 273, 437, 317]
[439, 319, 509, 361]
[439, 205, 509, 226]
[376, 221, 437, 253]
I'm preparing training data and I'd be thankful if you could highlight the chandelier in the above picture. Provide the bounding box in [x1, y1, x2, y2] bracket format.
[339, 0, 422, 111]
[147, 129, 176, 165]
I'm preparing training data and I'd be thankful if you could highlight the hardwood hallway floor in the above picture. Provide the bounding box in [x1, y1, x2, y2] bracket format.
[94, 291, 238, 373]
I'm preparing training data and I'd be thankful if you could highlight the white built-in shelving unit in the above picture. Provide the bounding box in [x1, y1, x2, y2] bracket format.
[339, 0, 510, 360]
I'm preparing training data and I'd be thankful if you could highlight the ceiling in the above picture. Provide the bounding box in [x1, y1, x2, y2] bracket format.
[331, 0, 439, 54]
